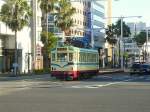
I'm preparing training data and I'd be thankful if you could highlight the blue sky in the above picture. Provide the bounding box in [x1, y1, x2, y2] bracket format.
[111, 0, 150, 26]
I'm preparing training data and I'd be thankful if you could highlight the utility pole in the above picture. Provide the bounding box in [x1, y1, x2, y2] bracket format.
[106, 16, 142, 69]
[120, 17, 123, 69]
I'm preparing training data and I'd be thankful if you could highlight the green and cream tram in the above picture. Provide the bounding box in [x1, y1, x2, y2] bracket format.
[51, 46, 99, 80]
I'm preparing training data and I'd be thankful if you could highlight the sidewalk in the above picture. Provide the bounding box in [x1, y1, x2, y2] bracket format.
[99, 68, 125, 74]
[0, 74, 51, 81]
[0, 69, 126, 81]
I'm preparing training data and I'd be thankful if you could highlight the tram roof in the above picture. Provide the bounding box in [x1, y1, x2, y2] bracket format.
[51, 45, 98, 53]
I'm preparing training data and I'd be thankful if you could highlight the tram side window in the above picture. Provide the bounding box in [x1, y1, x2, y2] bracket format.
[93, 54, 96, 62]
[69, 53, 73, 61]
[52, 53, 55, 61]
[95, 54, 97, 62]
[89, 54, 92, 62]
[96, 54, 98, 62]
[57, 53, 67, 62]
[81, 53, 83, 62]
[79, 52, 82, 62]
[85, 53, 87, 62]
[91, 54, 94, 62]
[83, 53, 85, 62]
[87, 53, 90, 62]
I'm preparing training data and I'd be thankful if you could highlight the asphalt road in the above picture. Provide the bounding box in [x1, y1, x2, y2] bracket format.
[0, 73, 150, 112]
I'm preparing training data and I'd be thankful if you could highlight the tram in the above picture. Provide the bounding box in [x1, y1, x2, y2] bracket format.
[51, 46, 99, 80]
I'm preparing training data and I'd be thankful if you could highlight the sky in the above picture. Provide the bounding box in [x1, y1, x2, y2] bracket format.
[111, 0, 150, 26]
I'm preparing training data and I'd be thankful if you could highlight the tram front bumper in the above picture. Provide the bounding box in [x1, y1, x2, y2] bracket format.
[51, 71, 74, 79]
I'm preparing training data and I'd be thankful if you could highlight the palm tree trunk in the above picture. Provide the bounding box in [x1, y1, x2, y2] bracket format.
[14, 30, 18, 76]
[111, 45, 114, 68]
[43, 13, 49, 70]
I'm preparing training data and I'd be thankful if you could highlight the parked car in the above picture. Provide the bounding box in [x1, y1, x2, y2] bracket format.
[140, 63, 150, 74]
[130, 63, 141, 75]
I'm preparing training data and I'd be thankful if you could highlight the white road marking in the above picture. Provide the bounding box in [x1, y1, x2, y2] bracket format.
[68, 78, 135, 89]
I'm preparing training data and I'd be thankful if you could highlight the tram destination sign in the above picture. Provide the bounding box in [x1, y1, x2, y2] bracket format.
[57, 48, 67, 51]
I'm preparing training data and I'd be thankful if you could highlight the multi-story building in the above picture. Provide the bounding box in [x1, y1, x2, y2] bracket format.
[0, 0, 42, 73]
[48, 1, 105, 49]
[121, 37, 140, 65]
[107, 0, 112, 25]
[105, 0, 112, 64]
[48, 2, 89, 41]
[127, 22, 146, 36]
[91, 1, 105, 48]
[0, 0, 32, 73]
[123, 37, 140, 55]
[48, 2, 87, 39]
[70, 2, 88, 37]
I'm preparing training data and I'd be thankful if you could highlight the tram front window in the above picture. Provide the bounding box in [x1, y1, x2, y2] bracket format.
[69, 53, 73, 61]
[57, 53, 67, 62]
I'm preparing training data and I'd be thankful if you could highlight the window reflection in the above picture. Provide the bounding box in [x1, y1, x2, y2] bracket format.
[57, 53, 67, 62]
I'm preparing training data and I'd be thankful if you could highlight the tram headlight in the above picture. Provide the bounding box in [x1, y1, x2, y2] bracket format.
[51, 67, 56, 71]
[68, 71, 73, 74]
[71, 67, 73, 70]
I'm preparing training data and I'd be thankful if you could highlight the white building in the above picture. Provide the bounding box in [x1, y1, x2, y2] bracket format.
[122, 37, 140, 64]
[123, 37, 140, 55]
[0, 0, 42, 73]
[141, 42, 150, 63]
[127, 22, 146, 36]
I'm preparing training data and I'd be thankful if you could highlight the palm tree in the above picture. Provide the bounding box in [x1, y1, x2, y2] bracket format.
[38, 0, 58, 69]
[106, 25, 117, 46]
[55, 0, 75, 41]
[38, 0, 58, 31]
[105, 24, 118, 67]
[41, 31, 58, 52]
[0, 0, 32, 75]
[114, 19, 131, 37]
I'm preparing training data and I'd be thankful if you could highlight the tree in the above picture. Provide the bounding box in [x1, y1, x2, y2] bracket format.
[40, 32, 57, 72]
[105, 24, 118, 46]
[55, 0, 75, 36]
[0, 0, 32, 75]
[134, 31, 147, 47]
[106, 19, 131, 68]
[105, 24, 118, 67]
[38, 0, 58, 69]
[114, 19, 131, 37]
[123, 51, 129, 68]
[41, 32, 58, 52]
[106, 19, 131, 45]
[38, 0, 58, 31]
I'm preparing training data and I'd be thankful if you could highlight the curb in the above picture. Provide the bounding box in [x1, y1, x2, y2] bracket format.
[0, 74, 51, 81]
